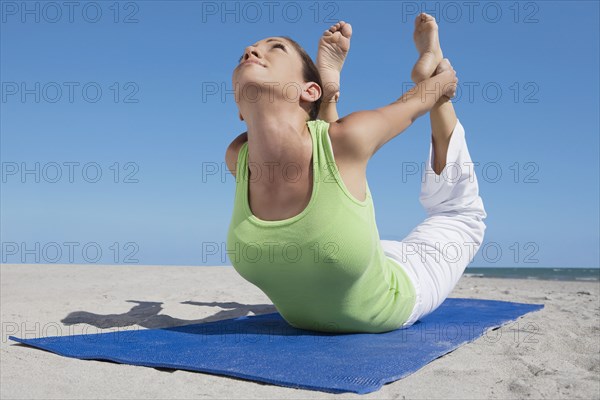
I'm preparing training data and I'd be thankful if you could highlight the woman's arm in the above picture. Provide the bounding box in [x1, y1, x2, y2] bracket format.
[328, 68, 458, 163]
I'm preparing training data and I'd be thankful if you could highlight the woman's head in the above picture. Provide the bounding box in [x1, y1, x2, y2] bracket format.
[232, 36, 322, 121]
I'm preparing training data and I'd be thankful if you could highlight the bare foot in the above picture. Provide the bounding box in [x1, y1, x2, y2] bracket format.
[316, 21, 352, 102]
[411, 13, 444, 83]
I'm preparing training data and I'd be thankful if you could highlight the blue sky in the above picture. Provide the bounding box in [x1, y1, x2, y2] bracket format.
[1, 1, 598, 268]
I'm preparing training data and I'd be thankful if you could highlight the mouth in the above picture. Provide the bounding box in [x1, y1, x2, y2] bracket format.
[242, 59, 266, 68]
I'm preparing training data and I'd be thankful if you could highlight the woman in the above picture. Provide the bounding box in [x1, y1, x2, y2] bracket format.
[226, 13, 487, 333]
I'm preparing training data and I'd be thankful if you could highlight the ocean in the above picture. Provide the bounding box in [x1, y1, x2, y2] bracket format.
[463, 267, 599, 282]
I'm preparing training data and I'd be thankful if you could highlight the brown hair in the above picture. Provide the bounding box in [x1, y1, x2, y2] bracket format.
[278, 36, 322, 121]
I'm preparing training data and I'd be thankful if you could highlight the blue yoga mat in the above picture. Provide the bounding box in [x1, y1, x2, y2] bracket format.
[9, 298, 543, 394]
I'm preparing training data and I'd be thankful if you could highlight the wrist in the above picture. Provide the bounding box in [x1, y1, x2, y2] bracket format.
[410, 79, 444, 110]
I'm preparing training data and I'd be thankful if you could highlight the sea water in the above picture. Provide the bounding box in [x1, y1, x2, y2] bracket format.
[463, 267, 599, 281]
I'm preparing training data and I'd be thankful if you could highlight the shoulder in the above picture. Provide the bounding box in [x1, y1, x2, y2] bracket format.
[326, 114, 376, 164]
[225, 132, 248, 178]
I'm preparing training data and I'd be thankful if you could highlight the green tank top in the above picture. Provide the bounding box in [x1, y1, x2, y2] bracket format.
[226, 119, 416, 333]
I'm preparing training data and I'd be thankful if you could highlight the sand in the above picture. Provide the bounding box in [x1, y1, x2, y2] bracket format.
[1, 263, 598, 399]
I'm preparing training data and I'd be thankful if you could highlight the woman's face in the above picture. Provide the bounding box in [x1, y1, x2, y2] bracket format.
[232, 37, 304, 104]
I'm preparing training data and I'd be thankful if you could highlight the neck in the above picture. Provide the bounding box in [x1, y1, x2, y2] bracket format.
[242, 105, 310, 163]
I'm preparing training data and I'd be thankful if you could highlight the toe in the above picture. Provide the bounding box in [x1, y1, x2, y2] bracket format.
[422, 13, 434, 21]
[341, 23, 352, 38]
[414, 14, 422, 28]
[415, 12, 436, 27]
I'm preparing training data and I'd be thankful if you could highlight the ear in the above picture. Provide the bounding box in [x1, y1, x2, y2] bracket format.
[300, 81, 322, 105]
[239, 111, 244, 121]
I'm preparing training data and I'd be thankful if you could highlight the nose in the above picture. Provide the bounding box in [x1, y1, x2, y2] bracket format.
[242, 45, 261, 62]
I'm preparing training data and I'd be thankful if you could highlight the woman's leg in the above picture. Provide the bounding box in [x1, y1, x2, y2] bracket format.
[429, 71, 457, 174]
[379, 13, 485, 327]
[316, 21, 352, 123]
[410, 12, 456, 175]
[381, 115, 487, 326]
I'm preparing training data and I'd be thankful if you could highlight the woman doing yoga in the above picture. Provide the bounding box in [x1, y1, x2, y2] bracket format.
[226, 13, 487, 333]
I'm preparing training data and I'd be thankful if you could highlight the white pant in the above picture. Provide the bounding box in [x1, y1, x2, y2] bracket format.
[381, 118, 487, 327]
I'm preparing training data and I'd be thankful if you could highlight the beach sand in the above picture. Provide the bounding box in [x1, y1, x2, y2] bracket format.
[1, 263, 598, 399]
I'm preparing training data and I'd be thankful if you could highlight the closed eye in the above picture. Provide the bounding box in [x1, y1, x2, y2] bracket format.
[238, 42, 287, 63]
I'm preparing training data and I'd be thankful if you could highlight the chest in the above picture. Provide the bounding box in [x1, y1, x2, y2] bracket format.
[240, 134, 368, 222]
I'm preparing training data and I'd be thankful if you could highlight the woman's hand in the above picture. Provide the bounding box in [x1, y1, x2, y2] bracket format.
[434, 58, 458, 100]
